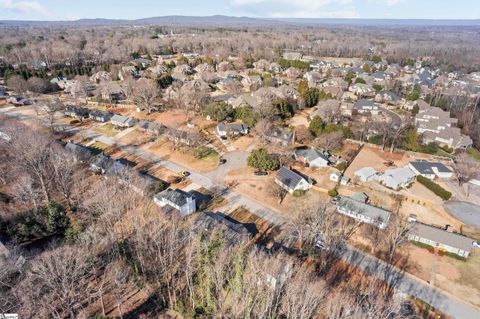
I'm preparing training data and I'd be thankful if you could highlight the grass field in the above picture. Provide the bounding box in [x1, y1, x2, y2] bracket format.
[468, 148, 480, 161]
[94, 123, 122, 137]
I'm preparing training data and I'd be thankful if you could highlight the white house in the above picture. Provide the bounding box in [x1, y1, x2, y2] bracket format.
[154, 188, 196, 218]
[376, 166, 416, 190]
[294, 148, 330, 168]
[216, 122, 248, 137]
[408, 222, 474, 258]
[275, 167, 313, 194]
[336, 196, 391, 229]
[111, 114, 135, 128]
[354, 167, 378, 182]
[408, 161, 453, 179]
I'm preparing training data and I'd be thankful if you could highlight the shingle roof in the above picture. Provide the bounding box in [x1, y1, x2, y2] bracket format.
[409, 222, 474, 252]
[338, 196, 391, 225]
[193, 211, 250, 245]
[276, 167, 310, 189]
[154, 188, 194, 207]
[409, 161, 451, 175]
[294, 148, 329, 164]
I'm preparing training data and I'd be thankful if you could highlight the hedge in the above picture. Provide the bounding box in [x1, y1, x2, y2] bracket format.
[416, 175, 452, 200]
[410, 240, 434, 253]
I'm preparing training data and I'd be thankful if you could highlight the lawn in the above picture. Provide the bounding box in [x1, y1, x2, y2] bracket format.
[90, 141, 110, 150]
[94, 123, 122, 137]
[468, 148, 480, 161]
[435, 148, 454, 158]
[147, 139, 220, 172]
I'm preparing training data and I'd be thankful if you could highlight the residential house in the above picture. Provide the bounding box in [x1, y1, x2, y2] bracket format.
[65, 142, 93, 162]
[154, 188, 196, 218]
[377, 166, 416, 190]
[192, 211, 250, 245]
[216, 122, 248, 137]
[90, 155, 136, 175]
[137, 120, 166, 135]
[266, 128, 295, 146]
[374, 91, 400, 105]
[336, 196, 391, 229]
[353, 99, 380, 115]
[349, 83, 376, 98]
[89, 109, 113, 122]
[216, 77, 242, 93]
[111, 114, 135, 128]
[415, 105, 472, 149]
[354, 167, 378, 182]
[275, 167, 313, 194]
[294, 148, 330, 168]
[340, 176, 351, 186]
[408, 161, 453, 179]
[64, 105, 89, 119]
[7, 96, 33, 106]
[241, 75, 263, 91]
[408, 222, 474, 258]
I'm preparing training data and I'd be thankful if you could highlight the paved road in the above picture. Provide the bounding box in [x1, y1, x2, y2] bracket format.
[3, 107, 479, 319]
[379, 106, 402, 128]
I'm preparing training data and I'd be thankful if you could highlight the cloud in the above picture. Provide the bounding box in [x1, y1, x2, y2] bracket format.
[0, 0, 49, 16]
[230, 0, 357, 18]
[370, 0, 407, 5]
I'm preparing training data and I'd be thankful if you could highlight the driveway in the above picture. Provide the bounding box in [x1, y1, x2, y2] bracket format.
[444, 201, 480, 228]
[378, 106, 402, 128]
[205, 150, 249, 182]
[4, 106, 480, 319]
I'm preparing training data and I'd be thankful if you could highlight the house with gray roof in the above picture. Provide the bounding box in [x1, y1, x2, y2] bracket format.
[65, 142, 93, 162]
[154, 188, 196, 218]
[376, 166, 416, 190]
[64, 105, 89, 119]
[408, 161, 453, 179]
[294, 148, 330, 168]
[267, 128, 295, 146]
[192, 211, 250, 245]
[336, 196, 391, 229]
[353, 99, 380, 115]
[216, 122, 248, 137]
[89, 109, 113, 122]
[354, 167, 378, 182]
[408, 222, 475, 258]
[111, 114, 135, 128]
[275, 167, 313, 194]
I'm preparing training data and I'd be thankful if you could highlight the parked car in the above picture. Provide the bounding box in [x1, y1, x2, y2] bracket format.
[219, 158, 227, 164]
[254, 170, 268, 176]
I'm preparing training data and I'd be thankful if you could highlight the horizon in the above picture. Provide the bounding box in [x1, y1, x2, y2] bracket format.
[1, 0, 479, 21]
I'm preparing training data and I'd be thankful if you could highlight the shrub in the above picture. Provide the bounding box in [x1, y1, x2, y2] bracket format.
[444, 251, 467, 261]
[328, 189, 338, 197]
[416, 175, 452, 200]
[292, 189, 306, 197]
[193, 146, 217, 159]
[336, 162, 348, 172]
[247, 148, 279, 171]
[410, 240, 433, 251]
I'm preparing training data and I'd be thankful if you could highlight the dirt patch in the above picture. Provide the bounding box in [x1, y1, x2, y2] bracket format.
[404, 245, 480, 308]
[344, 145, 409, 179]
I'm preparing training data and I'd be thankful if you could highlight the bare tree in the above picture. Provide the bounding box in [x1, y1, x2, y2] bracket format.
[131, 78, 161, 114]
[6, 75, 28, 94]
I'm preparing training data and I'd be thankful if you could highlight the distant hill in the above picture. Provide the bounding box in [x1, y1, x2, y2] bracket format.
[0, 15, 479, 28]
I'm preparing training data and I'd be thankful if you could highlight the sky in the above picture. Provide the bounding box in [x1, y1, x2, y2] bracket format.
[0, 0, 479, 21]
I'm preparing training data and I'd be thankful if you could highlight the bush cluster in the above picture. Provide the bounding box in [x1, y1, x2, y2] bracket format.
[416, 175, 452, 200]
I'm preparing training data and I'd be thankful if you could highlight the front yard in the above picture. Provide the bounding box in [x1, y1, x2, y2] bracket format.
[93, 123, 123, 137]
[146, 138, 220, 172]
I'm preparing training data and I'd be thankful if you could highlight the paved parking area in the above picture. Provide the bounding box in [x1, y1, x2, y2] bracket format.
[444, 201, 480, 228]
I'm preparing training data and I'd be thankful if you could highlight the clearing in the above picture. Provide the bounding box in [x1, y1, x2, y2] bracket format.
[146, 138, 219, 173]
[94, 123, 123, 137]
